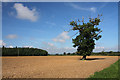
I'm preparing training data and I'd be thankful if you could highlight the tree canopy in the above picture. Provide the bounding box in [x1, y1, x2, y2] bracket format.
[2, 46, 48, 56]
[70, 15, 102, 60]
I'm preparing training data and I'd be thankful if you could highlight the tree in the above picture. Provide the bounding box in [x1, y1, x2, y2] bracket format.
[15, 46, 17, 48]
[109, 51, 113, 53]
[70, 15, 102, 60]
[63, 52, 66, 55]
[55, 53, 59, 55]
[67, 53, 71, 55]
[2, 47, 48, 56]
[2, 46, 5, 49]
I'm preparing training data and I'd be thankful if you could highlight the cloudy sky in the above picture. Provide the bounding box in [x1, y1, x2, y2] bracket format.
[1, 2, 118, 54]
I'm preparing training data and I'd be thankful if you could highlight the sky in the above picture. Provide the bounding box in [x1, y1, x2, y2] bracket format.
[1, 2, 118, 54]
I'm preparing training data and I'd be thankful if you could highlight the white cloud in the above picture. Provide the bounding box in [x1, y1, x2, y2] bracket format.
[41, 42, 76, 54]
[6, 34, 17, 39]
[47, 42, 54, 46]
[13, 3, 39, 22]
[52, 32, 70, 43]
[23, 46, 33, 48]
[67, 3, 96, 13]
[42, 42, 118, 54]
[41, 41, 118, 54]
[42, 42, 55, 47]
[94, 46, 104, 52]
[93, 45, 118, 52]
[95, 46, 104, 49]
[0, 40, 6, 46]
[9, 46, 13, 48]
[46, 47, 76, 54]
[90, 7, 96, 13]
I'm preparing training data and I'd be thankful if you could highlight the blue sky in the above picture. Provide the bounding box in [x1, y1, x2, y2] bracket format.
[1, 2, 118, 54]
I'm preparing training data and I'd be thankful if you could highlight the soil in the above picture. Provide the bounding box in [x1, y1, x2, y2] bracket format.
[2, 56, 118, 78]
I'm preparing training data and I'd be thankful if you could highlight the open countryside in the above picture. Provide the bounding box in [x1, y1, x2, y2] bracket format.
[2, 56, 118, 78]
[2, 2, 119, 79]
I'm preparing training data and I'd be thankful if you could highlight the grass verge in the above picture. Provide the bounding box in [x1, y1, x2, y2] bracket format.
[87, 59, 119, 80]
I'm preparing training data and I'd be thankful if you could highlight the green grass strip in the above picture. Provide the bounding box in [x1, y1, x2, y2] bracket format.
[87, 59, 119, 80]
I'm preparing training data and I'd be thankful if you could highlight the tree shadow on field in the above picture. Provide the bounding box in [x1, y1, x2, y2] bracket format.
[79, 58, 105, 61]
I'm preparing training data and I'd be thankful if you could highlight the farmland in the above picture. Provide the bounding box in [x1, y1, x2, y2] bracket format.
[2, 56, 118, 78]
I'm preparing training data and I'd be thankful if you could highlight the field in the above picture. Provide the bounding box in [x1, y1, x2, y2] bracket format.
[2, 56, 118, 78]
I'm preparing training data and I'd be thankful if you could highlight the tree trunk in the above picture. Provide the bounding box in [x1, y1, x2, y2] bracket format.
[81, 55, 86, 60]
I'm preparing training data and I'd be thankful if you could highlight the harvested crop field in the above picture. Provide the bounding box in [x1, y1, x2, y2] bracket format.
[2, 56, 118, 78]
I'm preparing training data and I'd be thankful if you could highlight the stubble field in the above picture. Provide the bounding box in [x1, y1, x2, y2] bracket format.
[2, 56, 118, 78]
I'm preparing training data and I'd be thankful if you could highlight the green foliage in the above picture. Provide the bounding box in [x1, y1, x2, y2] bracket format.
[48, 52, 120, 56]
[109, 51, 113, 53]
[91, 52, 120, 56]
[87, 59, 119, 80]
[55, 53, 59, 55]
[2, 46, 48, 56]
[71, 53, 76, 55]
[63, 52, 66, 55]
[67, 53, 71, 55]
[70, 15, 102, 58]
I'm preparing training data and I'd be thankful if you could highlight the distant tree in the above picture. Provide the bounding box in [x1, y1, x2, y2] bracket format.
[109, 51, 113, 53]
[2, 46, 5, 49]
[70, 14, 103, 60]
[72, 53, 76, 55]
[2, 47, 48, 56]
[63, 52, 66, 55]
[67, 53, 71, 55]
[15, 46, 17, 48]
[55, 53, 59, 55]
[101, 50, 106, 55]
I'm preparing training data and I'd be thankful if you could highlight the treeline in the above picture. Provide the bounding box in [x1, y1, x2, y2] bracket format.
[53, 52, 76, 56]
[52, 51, 120, 56]
[1, 46, 120, 56]
[91, 51, 120, 56]
[2, 46, 48, 56]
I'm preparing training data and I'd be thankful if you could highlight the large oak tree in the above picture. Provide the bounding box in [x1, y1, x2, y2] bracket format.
[70, 15, 102, 60]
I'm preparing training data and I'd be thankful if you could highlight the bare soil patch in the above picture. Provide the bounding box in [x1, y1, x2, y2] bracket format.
[2, 56, 118, 78]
